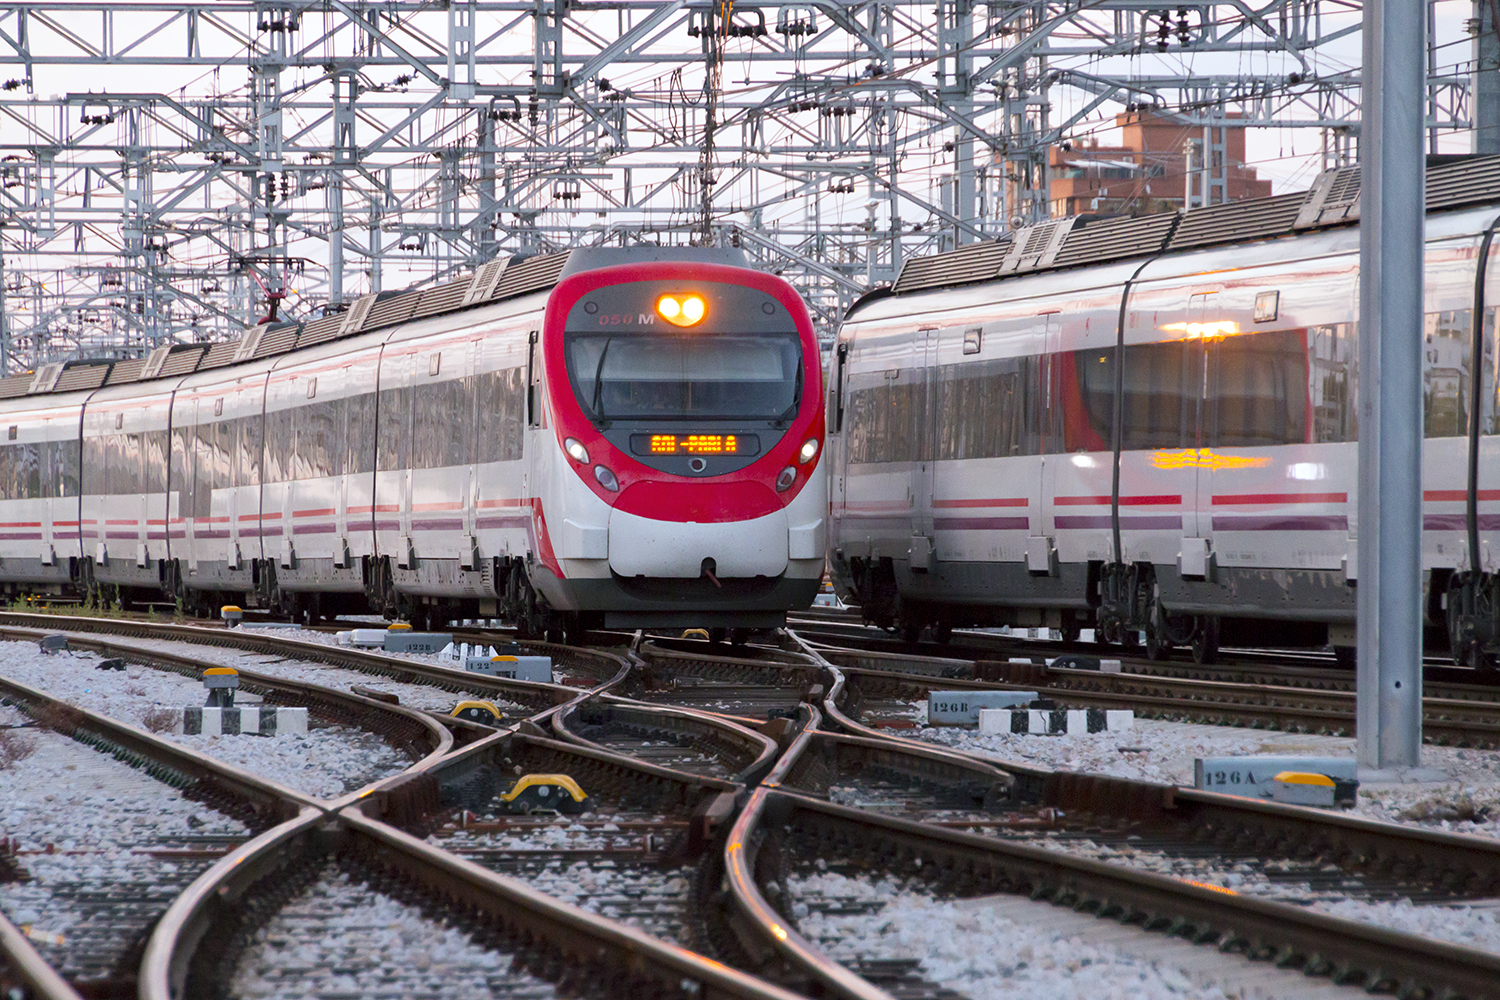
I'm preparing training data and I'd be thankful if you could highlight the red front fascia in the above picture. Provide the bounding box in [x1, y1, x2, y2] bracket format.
[543, 262, 825, 523]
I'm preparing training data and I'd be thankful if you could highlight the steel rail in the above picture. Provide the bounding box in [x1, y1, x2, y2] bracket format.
[721, 704, 898, 1000]
[792, 631, 1500, 910]
[553, 694, 782, 786]
[774, 788, 1500, 999]
[0, 911, 85, 1000]
[813, 641, 1500, 745]
[0, 624, 453, 768]
[0, 611, 618, 713]
[0, 669, 322, 820]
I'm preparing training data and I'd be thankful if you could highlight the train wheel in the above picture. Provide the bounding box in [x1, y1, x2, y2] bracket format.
[729, 628, 751, 647]
[708, 628, 727, 646]
[1191, 617, 1221, 665]
[1144, 623, 1171, 661]
[930, 620, 953, 645]
[898, 620, 923, 643]
[1057, 613, 1081, 646]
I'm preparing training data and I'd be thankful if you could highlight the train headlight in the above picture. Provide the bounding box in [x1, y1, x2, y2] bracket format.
[656, 294, 706, 327]
[775, 466, 797, 492]
[564, 438, 589, 464]
[798, 437, 819, 464]
[594, 464, 620, 492]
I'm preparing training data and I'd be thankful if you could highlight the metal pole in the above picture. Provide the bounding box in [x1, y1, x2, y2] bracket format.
[1476, 0, 1500, 154]
[1356, 0, 1427, 771]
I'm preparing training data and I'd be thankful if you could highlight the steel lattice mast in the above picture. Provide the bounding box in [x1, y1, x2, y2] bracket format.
[0, 1, 1472, 368]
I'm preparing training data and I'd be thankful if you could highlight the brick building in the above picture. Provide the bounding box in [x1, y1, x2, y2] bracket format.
[1041, 110, 1273, 218]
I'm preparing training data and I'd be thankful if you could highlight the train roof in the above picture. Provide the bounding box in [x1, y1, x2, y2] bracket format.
[877, 155, 1500, 304]
[0, 245, 754, 403]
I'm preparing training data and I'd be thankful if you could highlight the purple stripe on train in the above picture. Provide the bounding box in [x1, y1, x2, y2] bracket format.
[475, 516, 531, 530]
[412, 519, 464, 531]
[1213, 515, 1350, 531]
[1054, 515, 1182, 530]
[1424, 514, 1500, 531]
[933, 516, 1029, 531]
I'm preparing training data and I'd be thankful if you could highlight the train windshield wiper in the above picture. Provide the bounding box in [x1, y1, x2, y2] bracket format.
[590, 337, 613, 421]
[774, 362, 804, 424]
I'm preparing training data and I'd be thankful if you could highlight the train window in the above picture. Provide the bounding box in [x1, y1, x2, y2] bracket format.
[429, 352, 442, 376]
[1424, 310, 1472, 439]
[214, 398, 224, 417]
[1254, 291, 1280, 324]
[526, 331, 540, 428]
[6, 426, 14, 441]
[241, 411, 263, 485]
[306, 378, 318, 400]
[932, 358, 1037, 460]
[1211, 330, 1309, 447]
[263, 408, 291, 484]
[962, 328, 982, 355]
[1122, 341, 1196, 450]
[1310, 324, 1356, 443]
[377, 386, 411, 471]
[115, 413, 124, 430]
[1484, 308, 1500, 436]
[477, 368, 525, 463]
[566, 332, 801, 422]
[170, 426, 189, 499]
[144, 430, 169, 494]
[831, 343, 847, 433]
[1067, 343, 1198, 452]
[344, 392, 376, 475]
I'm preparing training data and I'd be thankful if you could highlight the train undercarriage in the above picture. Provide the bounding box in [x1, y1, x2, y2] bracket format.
[838, 554, 1500, 669]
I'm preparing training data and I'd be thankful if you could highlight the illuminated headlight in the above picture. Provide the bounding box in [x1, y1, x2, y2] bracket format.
[656, 294, 707, 327]
[798, 437, 819, 464]
[564, 438, 589, 464]
[594, 464, 620, 492]
[775, 466, 797, 492]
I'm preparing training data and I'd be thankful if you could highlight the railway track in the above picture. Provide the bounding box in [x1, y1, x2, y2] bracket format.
[7, 608, 1500, 1000]
[0, 627, 803, 1000]
[806, 636, 1500, 747]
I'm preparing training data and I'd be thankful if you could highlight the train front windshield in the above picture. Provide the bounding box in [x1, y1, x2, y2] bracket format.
[567, 333, 803, 422]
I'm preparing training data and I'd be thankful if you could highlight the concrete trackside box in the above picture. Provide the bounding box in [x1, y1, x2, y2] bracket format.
[1194, 755, 1356, 792]
[928, 690, 1039, 726]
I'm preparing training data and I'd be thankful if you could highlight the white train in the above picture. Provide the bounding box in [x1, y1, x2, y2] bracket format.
[826, 160, 1500, 666]
[0, 248, 828, 638]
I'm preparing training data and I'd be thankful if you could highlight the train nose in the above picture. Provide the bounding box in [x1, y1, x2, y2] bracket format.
[606, 490, 789, 578]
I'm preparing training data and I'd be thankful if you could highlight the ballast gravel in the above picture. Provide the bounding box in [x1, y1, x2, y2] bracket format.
[914, 716, 1500, 838]
[791, 869, 1246, 1000]
[0, 639, 409, 798]
[0, 708, 249, 970]
[66, 631, 532, 717]
[229, 867, 558, 1000]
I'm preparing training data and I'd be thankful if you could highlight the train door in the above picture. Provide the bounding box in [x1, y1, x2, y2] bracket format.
[909, 326, 940, 571]
[462, 335, 481, 570]
[40, 416, 58, 568]
[1178, 290, 1216, 576]
[829, 340, 849, 553]
[1031, 313, 1062, 574]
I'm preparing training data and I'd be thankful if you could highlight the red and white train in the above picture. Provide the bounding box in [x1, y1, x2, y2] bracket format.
[0, 247, 827, 638]
[826, 160, 1500, 666]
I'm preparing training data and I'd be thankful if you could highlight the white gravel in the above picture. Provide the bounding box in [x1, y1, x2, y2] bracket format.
[0, 709, 249, 946]
[790, 869, 1243, 1000]
[76, 631, 534, 717]
[0, 639, 411, 798]
[229, 866, 557, 1000]
[915, 718, 1500, 838]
